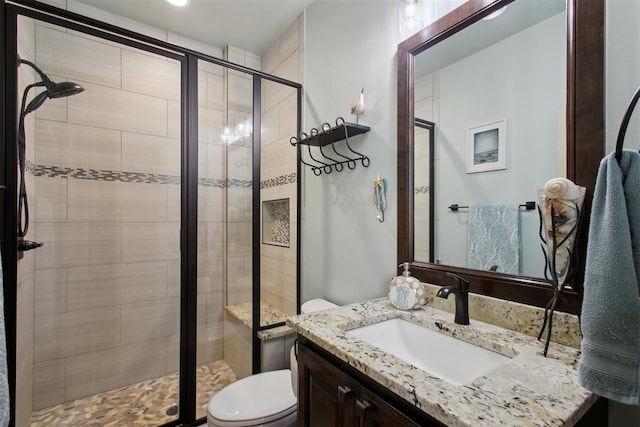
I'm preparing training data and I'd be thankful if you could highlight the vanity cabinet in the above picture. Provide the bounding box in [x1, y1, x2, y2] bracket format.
[297, 338, 444, 427]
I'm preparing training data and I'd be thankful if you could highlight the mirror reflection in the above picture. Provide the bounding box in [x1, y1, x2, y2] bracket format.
[413, 0, 566, 278]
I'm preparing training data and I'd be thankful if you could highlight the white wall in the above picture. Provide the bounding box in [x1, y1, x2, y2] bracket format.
[301, 0, 403, 305]
[605, 0, 640, 424]
[606, 0, 640, 154]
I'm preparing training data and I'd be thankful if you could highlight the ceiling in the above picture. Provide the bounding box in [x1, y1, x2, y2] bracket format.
[73, 0, 315, 55]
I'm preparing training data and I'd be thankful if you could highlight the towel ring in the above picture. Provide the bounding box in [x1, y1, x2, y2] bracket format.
[615, 86, 640, 164]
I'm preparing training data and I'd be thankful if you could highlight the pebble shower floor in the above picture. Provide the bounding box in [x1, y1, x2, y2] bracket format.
[29, 360, 236, 426]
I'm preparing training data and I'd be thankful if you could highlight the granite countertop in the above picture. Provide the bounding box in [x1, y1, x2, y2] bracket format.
[225, 302, 294, 340]
[286, 298, 597, 427]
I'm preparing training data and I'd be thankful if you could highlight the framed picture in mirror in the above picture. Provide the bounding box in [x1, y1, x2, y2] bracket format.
[466, 118, 507, 173]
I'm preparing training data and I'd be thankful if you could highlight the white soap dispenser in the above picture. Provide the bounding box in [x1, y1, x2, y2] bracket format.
[388, 262, 427, 310]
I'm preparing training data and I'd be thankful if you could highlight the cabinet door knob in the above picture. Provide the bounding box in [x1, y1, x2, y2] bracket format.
[356, 399, 372, 416]
[337, 385, 353, 402]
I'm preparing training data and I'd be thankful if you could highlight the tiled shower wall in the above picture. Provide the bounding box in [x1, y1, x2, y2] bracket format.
[26, 18, 228, 410]
[259, 16, 303, 320]
[16, 15, 37, 427]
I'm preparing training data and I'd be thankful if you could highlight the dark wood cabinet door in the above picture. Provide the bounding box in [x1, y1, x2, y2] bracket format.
[356, 387, 424, 427]
[298, 341, 358, 427]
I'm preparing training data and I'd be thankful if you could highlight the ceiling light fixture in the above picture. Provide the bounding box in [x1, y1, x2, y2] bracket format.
[166, 0, 189, 7]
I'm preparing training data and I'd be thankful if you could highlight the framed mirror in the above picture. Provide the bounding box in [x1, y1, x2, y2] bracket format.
[397, 0, 604, 311]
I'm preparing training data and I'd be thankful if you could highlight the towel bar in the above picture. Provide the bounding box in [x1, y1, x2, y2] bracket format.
[448, 201, 536, 212]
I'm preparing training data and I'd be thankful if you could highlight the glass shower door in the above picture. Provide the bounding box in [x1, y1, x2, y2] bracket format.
[18, 16, 183, 426]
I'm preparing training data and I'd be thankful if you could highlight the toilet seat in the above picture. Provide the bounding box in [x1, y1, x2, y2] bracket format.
[208, 370, 296, 426]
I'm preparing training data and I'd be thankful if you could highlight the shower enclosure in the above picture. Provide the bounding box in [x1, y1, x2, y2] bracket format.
[1, 1, 302, 426]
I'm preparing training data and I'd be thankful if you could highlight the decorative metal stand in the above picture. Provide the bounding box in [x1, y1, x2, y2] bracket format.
[536, 188, 585, 356]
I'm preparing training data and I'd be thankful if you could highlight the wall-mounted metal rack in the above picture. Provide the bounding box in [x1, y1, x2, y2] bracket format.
[290, 117, 370, 175]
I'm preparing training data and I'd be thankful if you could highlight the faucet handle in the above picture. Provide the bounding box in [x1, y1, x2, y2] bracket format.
[445, 272, 469, 291]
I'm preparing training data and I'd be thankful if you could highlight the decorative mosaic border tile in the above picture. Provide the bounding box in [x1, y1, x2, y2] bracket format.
[415, 185, 430, 194]
[260, 172, 296, 189]
[28, 160, 297, 189]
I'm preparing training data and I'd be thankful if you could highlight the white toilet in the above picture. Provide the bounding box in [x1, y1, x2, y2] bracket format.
[207, 298, 338, 427]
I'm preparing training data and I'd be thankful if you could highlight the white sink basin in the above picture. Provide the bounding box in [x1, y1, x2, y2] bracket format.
[346, 318, 510, 385]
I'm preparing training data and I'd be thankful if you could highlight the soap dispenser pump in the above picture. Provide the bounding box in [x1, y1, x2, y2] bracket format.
[388, 263, 427, 310]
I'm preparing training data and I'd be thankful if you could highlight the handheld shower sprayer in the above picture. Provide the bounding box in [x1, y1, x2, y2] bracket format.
[16, 55, 85, 253]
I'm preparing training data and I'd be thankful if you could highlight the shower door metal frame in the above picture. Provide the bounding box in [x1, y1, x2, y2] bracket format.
[1, 1, 303, 426]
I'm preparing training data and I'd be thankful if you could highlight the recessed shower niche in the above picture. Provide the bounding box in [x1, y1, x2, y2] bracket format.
[262, 198, 291, 247]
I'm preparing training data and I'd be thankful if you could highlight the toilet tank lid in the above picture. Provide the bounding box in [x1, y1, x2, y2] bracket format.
[301, 298, 337, 314]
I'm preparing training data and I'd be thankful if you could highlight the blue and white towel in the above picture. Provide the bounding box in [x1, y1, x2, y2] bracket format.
[467, 204, 520, 274]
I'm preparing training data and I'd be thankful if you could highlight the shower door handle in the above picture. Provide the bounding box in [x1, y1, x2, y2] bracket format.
[18, 239, 43, 252]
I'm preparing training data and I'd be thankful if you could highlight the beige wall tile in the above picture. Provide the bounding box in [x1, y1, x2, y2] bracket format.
[204, 222, 225, 257]
[197, 256, 224, 294]
[17, 266, 34, 415]
[66, 339, 167, 400]
[225, 46, 245, 67]
[261, 105, 279, 147]
[205, 291, 225, 326]
[169, 33, 223, 60]
[197, 58, 224, 77]
[223, 313, 251, 379]
[227, 256, 252, 305]
[279, 20, 300, 62]
[35, 94, 67, 123]
[36, 119, 123, 171]
[227, 144, 252, 180]
[35, 222, 122, 269]
[279, 92, 298, 140]
[262, 41, 279, 75]
[122, 49, 180, 101]
[33, 359, 66, 410]
[226, 223, 250, 257]
[34, 176, 67, 223]
[227, 74, 252, 112]
[36, 25, 121, 88]
[198, 107, 224, 145]
[261, 338, 285, 371]
[122, 132, 180, 176]
[167, 184, 181, 223]
[261, 138, 296, 179]
[35, 268, 68, 315]
[67, 261, 168, 311]
[122, 223, 180, 262]
[244, 52, 261, 71]
[121, 298, 179, 344]
[68, 180, 168, 222]
[68, 82, 168, 137]
[167, 259, 180, 298]
[199, 186, 224, 222]
[227, 187, 251, 223]
[198, 142, 225, 179]
[34, 306, 121, 362]
[16, 367, 34, 426]
[206, 73, 225, 110]
[167, 100, 181, 139]
[264, 54, 300, 111]
[196, 324, 224, 366]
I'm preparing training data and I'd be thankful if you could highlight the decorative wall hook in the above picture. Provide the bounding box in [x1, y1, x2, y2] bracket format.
[374, 174, 387, 222]
[289, 117, 370, 175]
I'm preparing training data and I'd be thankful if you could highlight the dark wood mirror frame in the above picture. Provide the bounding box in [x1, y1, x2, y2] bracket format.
[397, 0, 604, 312]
